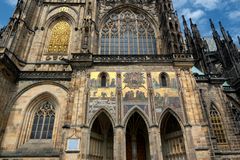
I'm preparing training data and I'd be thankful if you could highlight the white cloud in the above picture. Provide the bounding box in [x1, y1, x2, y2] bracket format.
[228, 11, 240, 20]
[5, 0, 17, 6]
[180, 8, 205, 22]
[193, 0, 221, 10]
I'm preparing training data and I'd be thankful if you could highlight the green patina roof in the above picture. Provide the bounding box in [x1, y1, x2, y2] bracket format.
[191, 66, 204, 75]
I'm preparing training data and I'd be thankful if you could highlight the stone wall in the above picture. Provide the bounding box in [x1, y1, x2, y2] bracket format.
[0, 72, 16, 144]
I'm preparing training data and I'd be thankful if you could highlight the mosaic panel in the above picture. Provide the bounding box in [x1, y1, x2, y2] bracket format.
[88, 72, 117, 120]
[151, 72, 181, 116]
[122, 72, 149, 115]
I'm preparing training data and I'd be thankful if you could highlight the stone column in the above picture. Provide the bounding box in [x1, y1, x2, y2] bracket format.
[114, 126, 126, 160]
[178, 69, 211, 160]
[149, 126, 163, 160]
[80, 127, 90, 160]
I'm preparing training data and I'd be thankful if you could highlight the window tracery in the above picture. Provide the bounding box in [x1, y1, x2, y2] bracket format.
[209, 105, 227, 145]
[48, 21, 71, 54]
[100, 10, 156, 55]
[30, 101, 55, 139]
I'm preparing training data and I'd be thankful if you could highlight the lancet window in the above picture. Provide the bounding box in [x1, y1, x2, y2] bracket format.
[100, 72, 107, 87]
[48, 21, 71, 53]
[30, 101, 55, 139]
[209, 105, 227, 145]
[100, 9, 156, 55]
[160, 73, 169, 87]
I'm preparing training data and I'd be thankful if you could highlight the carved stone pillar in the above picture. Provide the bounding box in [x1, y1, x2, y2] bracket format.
[149, 126, 163, 160]
[114, 126, 126, 160]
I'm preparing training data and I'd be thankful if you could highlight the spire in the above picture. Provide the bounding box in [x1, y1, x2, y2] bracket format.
[210, 19, 216, 31]
[219, 21, 231, 43]
[182, 16, 194, 52]
[210, 19, 221, 45]
[190, 18, 209, 73]
[210, 19, 228, 68]
[182, 15, 187, 27]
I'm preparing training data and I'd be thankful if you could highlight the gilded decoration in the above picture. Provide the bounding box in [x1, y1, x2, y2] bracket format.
[88, 72, 117, 119]
[151, 72, 181, 117]
[48, 21, 71, 54]
[122, 72, 149, 115]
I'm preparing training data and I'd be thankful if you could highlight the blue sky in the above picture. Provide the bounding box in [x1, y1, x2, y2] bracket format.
[172, 0, 240, 45]
[0, 0, 239, 45]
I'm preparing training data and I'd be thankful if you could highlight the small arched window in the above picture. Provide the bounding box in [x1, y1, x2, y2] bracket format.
[99, 72, 108, 87]
[48, 21, 71, 54]
[100, 9, 156, 55]
[30, 101, 55, 139]
[160, 73, 168, 87]
[209, 105, 227, 145]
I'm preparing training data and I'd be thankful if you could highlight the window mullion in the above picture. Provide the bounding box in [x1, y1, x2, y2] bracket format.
[40, 113, 46, 139]
[34, 114, 40, 139]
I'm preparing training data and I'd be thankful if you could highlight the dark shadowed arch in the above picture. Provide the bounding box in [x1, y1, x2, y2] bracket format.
[160, 112, 187, 160]
[125, 112, 150, 160]
[89, 112, 114, 160]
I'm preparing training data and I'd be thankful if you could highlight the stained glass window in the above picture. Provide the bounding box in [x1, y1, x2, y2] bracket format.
[100, 9, 156, 55]
[30, 101, 55, 139]
[48, 21, 71, 53]
[210, 106, 227, 144]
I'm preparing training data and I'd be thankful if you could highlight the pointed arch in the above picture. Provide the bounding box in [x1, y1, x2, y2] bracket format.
[25, 92, 59, 114]
[48, 5, 79, 16]
[209, 103, 227, 145]
[5, 81, 69, 115]
[89, 108, 115, 129]
[158, 108, 184, 128]
[123, 107, 150, 129]
[125, 111, 151, 160]
[89, 110, 114, 159]
[40, 12, 75, 57]
[100, 4, 158, 30]
[99, 6, 158, 55]
[160, 110, 187, 160]
[45, 8, 76, 28]
[18, 92, 60, 147]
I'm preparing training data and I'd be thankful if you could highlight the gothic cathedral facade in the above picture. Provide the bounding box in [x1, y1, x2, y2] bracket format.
[0, 0, 240, 160]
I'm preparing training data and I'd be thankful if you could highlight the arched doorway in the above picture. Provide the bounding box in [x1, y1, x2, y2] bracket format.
[161, 113, 187, 160]
[89, 112, 114, 160]
[126, 112, 150, 160]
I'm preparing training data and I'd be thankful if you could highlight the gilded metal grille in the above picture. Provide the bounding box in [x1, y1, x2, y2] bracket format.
[48, 21, 71, 53]
[164, 131, 187, 160]
[30, 102, 55, 139]
[100, 9, 156, 55]
[210, 106, 227, 144]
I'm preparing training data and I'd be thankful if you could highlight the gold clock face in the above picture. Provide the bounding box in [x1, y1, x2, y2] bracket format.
[59, 7, 69, 13]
